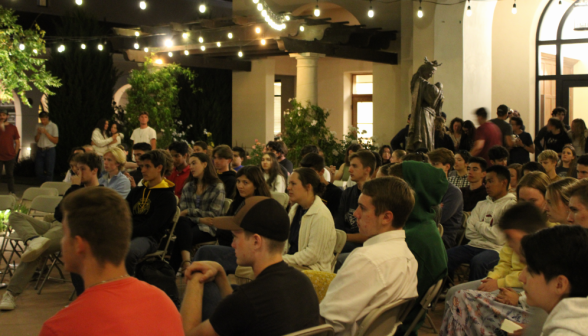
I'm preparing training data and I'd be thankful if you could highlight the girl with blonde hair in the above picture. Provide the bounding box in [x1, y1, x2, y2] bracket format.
[99, 146, 131, 198]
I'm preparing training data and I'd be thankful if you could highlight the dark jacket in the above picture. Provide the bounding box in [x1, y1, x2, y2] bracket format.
[218, 170, 237, 199]
[391, 125, 409, 150]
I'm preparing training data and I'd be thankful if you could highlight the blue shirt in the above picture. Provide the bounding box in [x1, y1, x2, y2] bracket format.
[234, 165, 244, 171]
[99, 170, 131, 199]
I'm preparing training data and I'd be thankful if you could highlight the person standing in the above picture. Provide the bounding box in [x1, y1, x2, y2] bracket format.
[470, 108, 501, 165]
[0, 111, 20, 197]
[535, 107, 570, 155]
[130, 112, 157, 149]
[544, 118, 572, 156]
[35, 112, 59, 183]
[490, 104, 514, 148]
[509, 117, 534, 164]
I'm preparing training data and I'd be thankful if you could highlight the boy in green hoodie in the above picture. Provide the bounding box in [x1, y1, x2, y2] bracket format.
[387, 161, 448, 336]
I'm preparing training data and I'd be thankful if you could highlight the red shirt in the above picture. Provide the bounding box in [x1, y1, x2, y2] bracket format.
[167, 165, 191, 198]
[0, 124, 20, 161]
[474, 122, 502, 164]
[40, 277, 183, 336]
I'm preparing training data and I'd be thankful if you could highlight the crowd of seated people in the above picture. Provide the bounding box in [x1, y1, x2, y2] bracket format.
[2, 108, 588, 336]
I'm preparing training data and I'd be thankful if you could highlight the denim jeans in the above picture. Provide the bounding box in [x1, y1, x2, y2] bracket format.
[0, 158, 16, 193]
[447, 245, 500, 281]
[35, 147, 56, 183]
[125, 236, 158, 276]
[193, 245, 238, 275]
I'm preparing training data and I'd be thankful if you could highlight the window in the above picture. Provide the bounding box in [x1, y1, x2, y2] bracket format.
[274, 81, 281, 136]
[352, 74, 373, 139]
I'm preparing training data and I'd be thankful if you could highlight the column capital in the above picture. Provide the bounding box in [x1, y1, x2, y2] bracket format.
[289, 52, 326, 60]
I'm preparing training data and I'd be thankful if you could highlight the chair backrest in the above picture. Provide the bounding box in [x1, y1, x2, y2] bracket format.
[159, 207, 181, 261]
[41, 182, 72, 196]
[302, 270, 337, 303]
[356, 298, 416, 336]
[401, 279, 444, 336]
[21, 187, 59, 203]
[28, 196, 62, 216]
[331, 229, 347, 271]
[457, 211, 471, 246]
[284, 324, 335, 336]
[0, 195, 16, 211]
[271, 191, 290, 209]
[222, 199, 233, 215]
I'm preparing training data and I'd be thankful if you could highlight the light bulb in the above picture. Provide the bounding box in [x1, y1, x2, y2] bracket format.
[198, 36, 204, 43]
[238, 50, 243, 57]
[255, 27, 261, 34]
[184, 50, 189, 55]
[512, 3, 517, 14]
[139, 1, 146, 10]
[165, 39, 173, 47]
[81, 43, 86, 49]
[257, 3, 263, 11]
[168, 51, 173, 57]
[368, 7, 374, 18]
[417, 7, 423, 18]
[75, 0, 82, 5]
[58, 45, 65, 52]
[261, 39, 266, 45]
[144, 47, 149, 52]
[98, 44, 104, 51]
[314, 6, 320, 17]
[182, 32, 189, 39]
[228, 32, 233, 39]
[262, 9, 268, 17]
[155, 59, 163, 64]
[466, 5, 472, 16]
[135, 31, 140, 37]
[33, 49, 38, 54]
[19, 43, 25, 51]
[201, 46, 206, 51]
[199, 4, 206, 13]
[217, 42, 221, 47]
[134, 42, 139, 49]
[285, 15, 290, 21]
[300, 25, 305, 32]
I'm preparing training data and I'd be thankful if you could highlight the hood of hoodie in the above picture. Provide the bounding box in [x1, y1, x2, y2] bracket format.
[143, 178, 175, 189]
[484, 192, 517, 204]
[542, 297, 588, 336]
[402, 161, 448, 227]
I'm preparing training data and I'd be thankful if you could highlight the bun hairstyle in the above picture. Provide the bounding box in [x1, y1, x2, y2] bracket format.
[294, 167, 326, 197]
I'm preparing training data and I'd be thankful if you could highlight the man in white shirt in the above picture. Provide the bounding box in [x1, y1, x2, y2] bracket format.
[320, 177, 419, 336]
[35, 111, 59, 183]
[130, 112, 157, 149]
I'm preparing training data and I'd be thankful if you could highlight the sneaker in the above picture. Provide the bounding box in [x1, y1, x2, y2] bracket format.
[21, 237, 51, 263]
[0, 291, 16, 311]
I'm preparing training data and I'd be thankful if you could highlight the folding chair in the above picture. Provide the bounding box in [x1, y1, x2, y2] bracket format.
[142, 207, 181, 261]
[402, 279, 444, 335]
[331, 229, 347, 272]
[271, 191, 290, 209]
[0, 195, 17, 266]
[36, 251, 68, 294]
[41, 182, 72, 196]
[356, 298, 417, 336]
[284, 325, 334, 336]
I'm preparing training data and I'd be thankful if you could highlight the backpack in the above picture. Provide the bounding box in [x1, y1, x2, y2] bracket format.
[135, 257, 180, 309]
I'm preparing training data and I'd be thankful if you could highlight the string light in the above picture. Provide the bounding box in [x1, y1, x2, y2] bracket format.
[512, 0, 517, 14]
[182, 32, 189, 39]
[155, 59, 163, 64]
[255, 27, 261, 34]
[165, 39, 173, 47]
[252, 0, 259, 3]
[58, 45, 65, 52]
[257, 3, 263, 11]
[198, 36, 204, 43]
[144, 47, 149, 52]
[75, 0, 82, 5]
[314, 1, 320, 17]
[168, 51, 173, 57]
[261, 39, 266, 45]
[134, 42, 139, 49]
[417, 0, 423, 18]
[300, 25, 305, 32]
[228, 32, 233, 39]
[238, 50, 243, 57]
[184, 50, 189, 55]
[98, 44, 104, 51]
[81, 43, 86, 49]
[199, 3, 206, 13]
[368, 0, 374, 18]
[18, 43, 25, 51]
[262, 9, 268, 17]
[135, 31, 140, 37]
[139, 1, 146, 10]
[217, 42, 221, 47]
[285, 15, 290, 21]
[201, 46, 206, 51]
[466, 0, 472, 16]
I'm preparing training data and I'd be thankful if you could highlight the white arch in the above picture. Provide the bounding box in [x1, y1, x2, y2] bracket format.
[113, 84, 132, 107]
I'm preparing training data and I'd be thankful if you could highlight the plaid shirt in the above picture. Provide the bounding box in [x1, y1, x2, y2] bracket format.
[180, 181, 225, 236]
[448, 172, 470, 189]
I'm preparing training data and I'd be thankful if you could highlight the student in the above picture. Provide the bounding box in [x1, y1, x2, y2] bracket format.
[0, 153, 102, 311]
[267, 140, 293, 174]
[125, 150, 177, 275]
[320, 177, 418, 336]
[285, 168, 336, 272]
[213, 145, 237, 199]
[568, 118, 588, 156]
[507, 163, 522, 193]
[124, 142, 152, 187]
[167, 141, 191, 198]
[130, 112, 157, 149]
[470, 108, 502, 165]
[91, 118, 116, 156]
[38, 188, 184, 336]
[556, 144, 577, 178]
[390, 114, 410, 150]
[336, 151, 375, 254]
[545, 178, 576, 224]
[488, 145, 509, 166]
[535, 107, 570, 154]
[448, 150, 471, 188]
[490, 104, 514, 148]
[391, 149, 406, 163]
[0, 110, 20, 197]
[564, 179, 588, 228]
[448, 117, 466, 150]
[300, 153, 342, 218]
[544, 118, 572, 156]
[35, 111, 59, 183]
[109, 121, 124, 149]
[63, 147, 85, 183]
[447, 165, 516, 282]
[434, 116, 455, 152]
[379, 145, 392, 164]
[520, 225, 588, 336]
[180, 197, 320, 336]
[301, 144, 331, 182]
[461, 120, 476, 151]
[522, 161, 546, 176]
[193, 141, 208, 153]
[460, 157, 488, 212]
[260, 152, 287, 193]
[231, 146, 246, 171]
[428, 148, 464, 249]
[509, 116, 534, 164]
[331, 144, 362, 182]
[538, 149, 562, 182]
[576, 154, 588, 179]
[99, 147, 131, 198]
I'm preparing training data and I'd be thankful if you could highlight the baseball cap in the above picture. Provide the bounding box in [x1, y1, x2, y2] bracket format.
[497, 104, 509, 116]
[212, 196, 290, 241]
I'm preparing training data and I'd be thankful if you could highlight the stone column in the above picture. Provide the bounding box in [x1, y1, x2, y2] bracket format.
[289, 53, 325, 105]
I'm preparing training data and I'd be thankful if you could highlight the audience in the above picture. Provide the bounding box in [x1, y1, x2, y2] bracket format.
[448, 150, 471, 188]
[538, 149, 562, 182]
[167, 141, 191, 198]
[38, 188, 183, 335]
[193, 140, 208, 153]
[300, 153, 342, 218]
[522, 161, 546, 176]
[556, 144, 577, 178]
[510, 116, 534, 164]
[390, 114, 410, 150]
[535, 107, 569, 154]
[180, 197, 320, 335]
[331, 143, 362, 182]
[130, 112, 157, 149]
[488, 145, 509, 166]
[461, 120, 476, 151]
[471, 108, 502, 165]
[109, 121, 124, 149]
[543, 118, 572, 156]
[301, 145, 331, 182]
[320, 177, 418, 336]
[568, 118, 587, 156]
[125, 142, 152, 186]
[213, 145, 237, 199]
[260, 152, 287, 193]
[231, 146, 246, 171]
[379, 145, 392, 164]
[508, 163, 522, 193]
[99, 147, 131, 198]
[391, 149, 406, 163]
[564, 179, 588, 228]
[91, 119, 116, 156]
[447, 165, 516, 282]
[428, 148, 464, 249]
[63, 147, 85, 182]
[576, 154, 588, 179]
[267, 140, 293, 174]
[490, 104, 514, 148]
[545, 178, 576, 224]
[434, 116, 455, 152]
[449, 117, 469, 151]
[460, 157, 488, 212]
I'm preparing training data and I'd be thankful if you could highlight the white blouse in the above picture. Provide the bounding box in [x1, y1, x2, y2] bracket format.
[263, 172, 286, 193]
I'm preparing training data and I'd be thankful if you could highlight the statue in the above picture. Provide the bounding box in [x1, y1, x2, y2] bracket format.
[407, 57, 444, 152]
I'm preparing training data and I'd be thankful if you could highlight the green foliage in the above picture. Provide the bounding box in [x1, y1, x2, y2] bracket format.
[244, 140, 265, 166]
[46, 9, 120, 175]
[0, 5, 61, 105]
[125, 57, 198, 149]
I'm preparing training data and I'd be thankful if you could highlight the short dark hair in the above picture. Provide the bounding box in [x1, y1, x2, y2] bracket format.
[39, 111, 49, 118]
[488, 145, 509, 161]
[487, 164, 511, 187]
[404, 152, 429, 163]
[548, 118, 565, 131]
[267, 141, 288, 155]
[428, 148, 455, 169]
[77, 152, 103, 175]
[510, 117, 523, 127]
[132, 142, 152, 151]
[577, 154, 588, 166]
[497, 104, 509, 117]
[468, 156, 487, 171]
[522, 161, 546, 175]
[551, 107, 567, 117]
[193, 141, 208, 150]
[475, 107, 488, 119]
[212, 145, 233, 160]
[362, 177, 415, 229]
[294, 167, 326, 197]
[300, 153, 325, 171]
[349, 150, 376, 176]
[168, 141, 190, 155]
[440, 112, 447, 120]
[498, 202, 547, 234]
[232, 146, 247, 159]
[522, 225, 588, 298]
[456, 150, 471, 163]
[139, 150, 174, 176]
[62, 187, 132, 267]
[139, 111, 149, 117]
[301, 145, 319, 158]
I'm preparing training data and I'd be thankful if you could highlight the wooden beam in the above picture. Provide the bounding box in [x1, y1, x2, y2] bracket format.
[123, 50, 251, 71]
